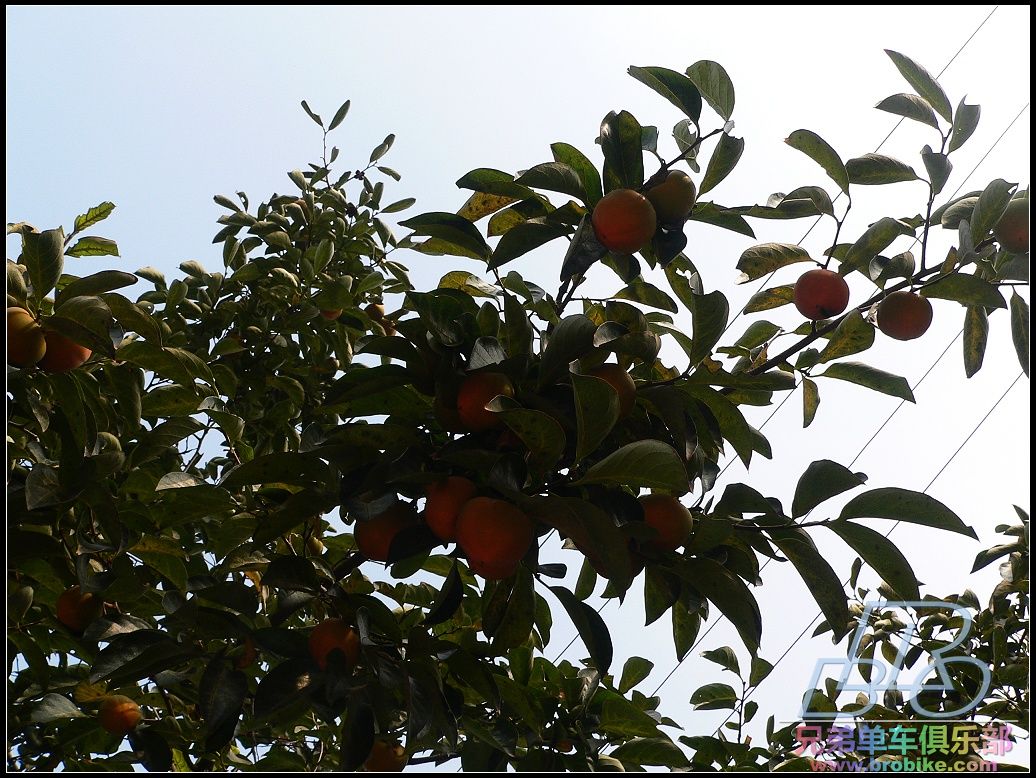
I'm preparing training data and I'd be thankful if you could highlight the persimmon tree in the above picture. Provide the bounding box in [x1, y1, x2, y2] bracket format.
[6, 51, 1029, 771]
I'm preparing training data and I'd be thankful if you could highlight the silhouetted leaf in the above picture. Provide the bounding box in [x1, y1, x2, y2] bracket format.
[573, 440, 687, 492]
[817, 362, 914, 402]
[618, 657, 655, 693]
[963, 306, 988, 378]
[628, 66, 702, 123]
[768, 528, 849, 641]
[875, 93, 940, 130]
[827, 521, 921, 600]
[846, 154, 919, 185]
[785, 130, 848, 193]
[839, 488, 976, 538]
[1010, 292, 1029, 377]
[549, 585, 613, 674]
[885, 50, 952, 122]
[792, 460, 866, 518]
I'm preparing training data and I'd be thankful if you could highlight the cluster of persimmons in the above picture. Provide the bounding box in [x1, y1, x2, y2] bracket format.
[6, 307, 92, 372]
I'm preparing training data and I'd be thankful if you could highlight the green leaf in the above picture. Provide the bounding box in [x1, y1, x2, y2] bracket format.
[963, 306, 988, 378]
[730, 320, 779, 350]
[874, 93, 940, 130]
[438, 270, 499, 298]
[535, 496, 634, 586]
[141, 384, 202, 417]
[487, 197, 551, 237]
[599, 691, 662, 738]
[948, 98, 980, 153]
[802, 377, 820, 428]
[827, 521, 921, 601]
[381, 197, 415, 214]
[749, 657, 773, 687]
[552, 142, 604, 206]
[328, 99, 351, 130]
[699, 133, 744, 195]
[501, 292, 533, 357]
[768, 528, 849, 641]
[838, 487, 977, 538]
[793, 460, 867, 518]
[678, 290, 728, 369]
[66, 236, 120, 257]
[690, 682, 737, 711]
[675, 557, 761, 655]
[571, 371, 621, 463]
[736, 243, 812, 283]
[745, 284, 795, 313]
[560, 215, 608, 283]
[600, 110, 645, 193]
[869, 251, 916, 285]
[369, 133, 395, 163]
[22, 228, 65, 300]
[618, 657, 655, 693]
[73, 201, 116, 233]
[492, 567, 536, 652]
[539, 314, 596, 386]
[399, 212, 490, 260]
[300, 100, 323, 126]
[920, 273, 1006, 309]
[969, 179, 1015, 245]
[972, 541, 1026, 574]
[672, 598, 700, 662]
[817, 310, 875, 363]
[198, 657, 247, 751]
[785, 129, 849, 194]
[846, 154, 919, 185]
[514, 162, 588, 204]
[921, 146, 952, 196]
[817, 361, 914, 402]
[938, 194, 980, 229]
[884, 50, 952, 123]
[457, 191, 519, 223]
[548, 585, 613, 674]
[572, 440, 687, 492]
[221, 452, 332, 489]
[840, 217, 916, 275]
[615, 277, 678, 313]
[610, 737, 690, 768]
[688, 201, 754, 237]
[628, 66, 702, 123]
[489, 219, 570, 270]
[1010, 292, 1029, 377]
[47, 294, 116, 355]
[685, 60, 735, 120]
[701, 646, 740, 676]
[497, 408, 566, 479]
[31, 694, 86, 723]
[103, 293, 163, 345]
[687, 386, 759, 467]
[784, 185, 835, 217]
[55, 270, 138, 308]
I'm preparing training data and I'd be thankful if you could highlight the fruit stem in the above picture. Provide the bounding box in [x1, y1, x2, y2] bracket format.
[656, 127, 724, 180]
[919, 133, 950, 275]
[823, 193, 851, 270]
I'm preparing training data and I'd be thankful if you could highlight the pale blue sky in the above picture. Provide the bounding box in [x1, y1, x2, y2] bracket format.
[7, 4, 1031, 767]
